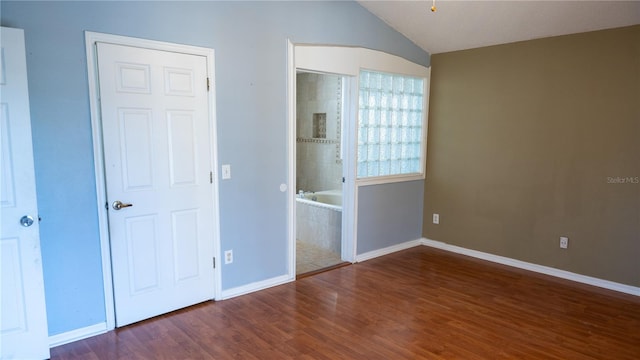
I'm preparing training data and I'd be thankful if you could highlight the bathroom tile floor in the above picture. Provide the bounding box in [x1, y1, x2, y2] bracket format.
[296, 240, 343, 275]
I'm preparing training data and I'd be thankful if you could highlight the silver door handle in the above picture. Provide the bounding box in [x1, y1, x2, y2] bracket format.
[112, 201, 133, 210]
[20, 215, 35, 227]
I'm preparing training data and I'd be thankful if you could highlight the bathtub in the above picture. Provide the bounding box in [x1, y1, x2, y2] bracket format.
[296, 190, 342, 254]
[300, 189, 342, 207]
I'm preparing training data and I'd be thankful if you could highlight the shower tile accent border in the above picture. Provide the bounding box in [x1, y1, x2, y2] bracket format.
[296, 137, 339, 144]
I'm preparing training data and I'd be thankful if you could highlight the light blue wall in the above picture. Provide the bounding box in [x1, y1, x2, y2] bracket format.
[1, 1, 429, 336]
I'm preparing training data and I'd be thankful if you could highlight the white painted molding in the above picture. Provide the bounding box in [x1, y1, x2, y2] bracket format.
[295, 45, 429, 78]
[355, 239, 423, 263]
[85, 31, 222, 329]
[286, 39, 297, 279]
[221, 274, 294, 300]
[421, 238, 640, 297]
[49, 322, 107, 348]
[85, 31, 116, 330]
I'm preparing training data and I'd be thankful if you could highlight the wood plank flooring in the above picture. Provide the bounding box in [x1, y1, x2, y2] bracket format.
[51, 246, 640, 359]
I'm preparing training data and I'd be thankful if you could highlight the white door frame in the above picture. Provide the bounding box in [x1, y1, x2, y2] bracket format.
[286, 41, 359, 276]
[288, 43, 431, 272]
[85, 32, 221, 330]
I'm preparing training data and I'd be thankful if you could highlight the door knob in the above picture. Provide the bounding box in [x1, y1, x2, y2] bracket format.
[112, 201, 133, 210]
[20, 215, 34, 227]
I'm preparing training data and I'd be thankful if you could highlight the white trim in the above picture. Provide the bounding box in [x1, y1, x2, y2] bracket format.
[355, 238, 423, 263]
[295, 45, 429, 78]
[84, 31, 116, 331]
[289, 43, 362, 272]
[49, 322, 107, 348]
[206, 45, 222, 303]
[220, 275, 293, 300]
[84, 31, 222, 331]
[286, 39, 297, 278]
[341, 76, 358, 263]
[356, 173, 425, 187]
[421, 238, 640, 297]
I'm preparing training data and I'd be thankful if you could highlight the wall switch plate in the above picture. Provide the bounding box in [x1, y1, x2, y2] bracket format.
[433, 213, 440, 224]
[224, 250, 233, 264]
[221, 164, 231, 180]
[560, 236, 569, 249]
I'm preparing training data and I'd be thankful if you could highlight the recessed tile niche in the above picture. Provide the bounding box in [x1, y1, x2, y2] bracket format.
[312, 113, 327, 139]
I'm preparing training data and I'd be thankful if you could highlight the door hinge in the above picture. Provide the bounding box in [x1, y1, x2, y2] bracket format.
[342, 177, 345, 183]
[213, 257, 216, 269]
[207, 77, 210, 91]
[210, 171, 213, 184]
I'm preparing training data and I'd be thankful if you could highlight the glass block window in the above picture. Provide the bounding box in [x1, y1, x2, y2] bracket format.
[357, 70, 425, 179]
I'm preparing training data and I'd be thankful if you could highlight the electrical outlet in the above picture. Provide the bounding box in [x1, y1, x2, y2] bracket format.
[221, 164, 231, 180]
[560, 236, 569, 249]
[433, 213, 440, 224]
[224, 250, 233, 264]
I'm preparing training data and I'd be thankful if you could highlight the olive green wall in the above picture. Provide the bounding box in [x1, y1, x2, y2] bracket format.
[424, 25, 640, 287]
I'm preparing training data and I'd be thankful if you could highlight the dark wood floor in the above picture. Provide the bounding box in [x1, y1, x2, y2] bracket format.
[51, 246, 640, 359]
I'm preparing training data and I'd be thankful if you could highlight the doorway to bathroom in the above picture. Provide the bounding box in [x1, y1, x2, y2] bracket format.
[295, 71, 348, 276]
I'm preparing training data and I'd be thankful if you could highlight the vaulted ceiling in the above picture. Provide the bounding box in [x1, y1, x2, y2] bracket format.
[357, 0, 640, 54]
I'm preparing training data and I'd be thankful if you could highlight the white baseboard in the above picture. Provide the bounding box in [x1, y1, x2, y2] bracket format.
[421, 238, 640, 297]
[48, 275, 295, 347]
[49, 322, 107, 348]
[220, 274, 293, 300]
[355, 238, 423, 263]
[48, 239, 637, 349]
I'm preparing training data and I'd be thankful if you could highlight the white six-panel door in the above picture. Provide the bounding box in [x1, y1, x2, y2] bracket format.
[0, 27, 50, 359]
[96, 42, 215, 327]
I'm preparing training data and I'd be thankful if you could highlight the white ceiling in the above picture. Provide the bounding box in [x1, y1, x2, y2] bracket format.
[357, 0, 640, 54]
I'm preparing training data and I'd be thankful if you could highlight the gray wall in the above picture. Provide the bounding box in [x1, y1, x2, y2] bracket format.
[1, 0, 429, 336]
[358, 180, 424, 254]
[424, 25, 640, 287]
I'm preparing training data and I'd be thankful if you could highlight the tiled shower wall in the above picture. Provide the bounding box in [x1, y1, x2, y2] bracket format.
[296, 73, 343, 192]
